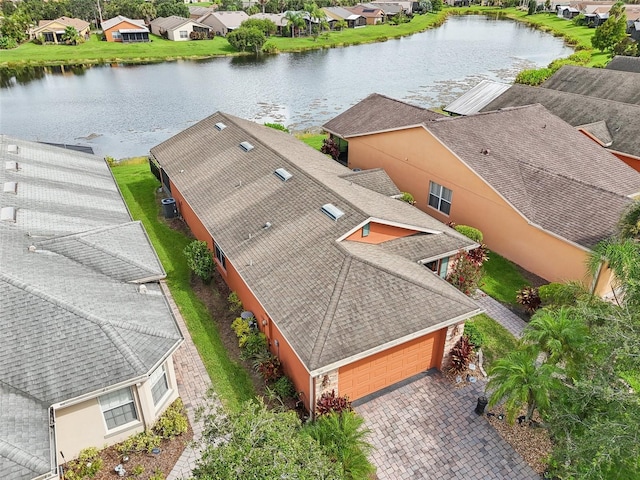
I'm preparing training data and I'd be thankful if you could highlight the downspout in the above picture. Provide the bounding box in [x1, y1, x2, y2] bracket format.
[49, 406, 59, 480]
[590, 259, 604, 295]
[309, 376, 315, 419]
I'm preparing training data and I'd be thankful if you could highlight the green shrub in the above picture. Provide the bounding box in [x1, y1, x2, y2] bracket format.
[116, 431, 161, 455]
[446, 251, 483, 296]
[539, 281, 587, 306]
[227, 291, 243, 313]
[463, 322, 485, 349]
[231, 317, 250, 343]
[272, 375, 296, 398]
[454, 225, 483, 243]
[240, 331, 268, 360]
[149, 469, 164, 480]
[153, 398, 188, 439]
[515, 67, 553, 86]
[264, 123, 289, 133]
[262, 41, 278, 53]
[183, 240, 214, 283]
[131, 464, 145, 477]
[63, 447, 103, 480]
[399, 192, 415, 204]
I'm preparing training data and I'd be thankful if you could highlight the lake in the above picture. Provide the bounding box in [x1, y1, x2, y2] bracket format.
[0, 15, 573, 158]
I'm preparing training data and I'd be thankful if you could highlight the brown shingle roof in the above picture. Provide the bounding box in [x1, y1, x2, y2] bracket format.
[36, 16, 89, 31]
[151, 113, 480, 371]
[542, 65, 640, 105]
[323, 93, 444, 138]
[426, 104, 640, 248]
[480, 84, 640, 160]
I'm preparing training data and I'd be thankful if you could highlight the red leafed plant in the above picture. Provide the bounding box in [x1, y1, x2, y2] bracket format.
[315, 390, 353, 416]
[516, 286, 542, 314]
[466, 244, 489, 267]
[448, 335, 473, 375]
[320, 138, 340, 160]
[446, 251, 483, 296]
[254, 355, 283, 382]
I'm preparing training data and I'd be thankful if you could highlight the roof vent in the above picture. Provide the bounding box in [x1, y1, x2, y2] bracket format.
[1, 206, 16, 222]
[481, 148, 490, 155]
[3, 182, 17, 194]
[239, 141, 254, 152]
[5, 161, 18, 171]
[321, 203, 344, 221]
[274, 168, 292, 182]
[215, 122, 227, 131]
[7, 144, 18, 154]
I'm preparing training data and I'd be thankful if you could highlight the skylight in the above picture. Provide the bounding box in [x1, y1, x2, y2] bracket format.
[1, 206, 16, 222]
[215, 122, 227, 131]
[274, 168, 292, 182]
[3, 182, 17, 193]
[7, 144, 18, 154]
[321, 203, 344, 221]
[239, 141, 254, 152]
[5, 161, 18, 171]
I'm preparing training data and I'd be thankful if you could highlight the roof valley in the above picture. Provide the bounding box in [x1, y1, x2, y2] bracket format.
[0, 438, 50, 477]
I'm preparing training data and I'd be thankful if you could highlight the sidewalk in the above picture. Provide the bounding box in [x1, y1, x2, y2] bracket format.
[474, 290, 528, 338]
[161, 281, 218, 480]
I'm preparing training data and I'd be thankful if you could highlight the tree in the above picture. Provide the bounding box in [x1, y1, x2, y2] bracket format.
[226, 27, 267, 54]
[241, 18, 277, 36]
[527, 0, 536, 15]
[616, 200, 640, 240]
[284, 10, 305, 37]
[303, 2, 323, 35]
[155, 0, 189, 18]
[61, 25, 80, 45]
[183, 240, 214, 283]
[591, 1, 628, 54]
[138, 1, 157, 24]
[431, 0, 443, 12]
[68, 0, 97, 22]
[192, 399, 342, 480]
[487, 349, 562, 423]
[0, 11, 32, 44]
[587, 238, 640, 308]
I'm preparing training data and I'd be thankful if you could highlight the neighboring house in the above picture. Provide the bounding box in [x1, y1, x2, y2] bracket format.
[197, 11, 249, 36]
[367, 2, 404, 15]
[324, 100, 640, 295]
[188, 5, 215, 20]
[102, 15, 149, 42]
[370, 0, 413, 13]
[150, 112, 483, 407]
[583, 11, 608, 27]
[479, 83, 640, 171]
[150, 15, 211, 40]
[249, 12, 288, 35]
[606, 55, 640, 73]
[31, 16, 90, 44]
[541, 65, 640, 105]
[557, 6, 580, 18]
[346, 5, 385, 24]
[322, 7, 366, 28]
[0, 137, 183, 480]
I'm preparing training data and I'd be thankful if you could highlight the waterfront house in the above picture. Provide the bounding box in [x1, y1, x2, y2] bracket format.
[149, 112, 482, 407]
[102, 15, 149, 42]
[324, 100, 640, 296]
[197, 11, 249, 36]
[0, 137, 183, 480]
[346, 5, 385, 24]
[150, 15, 211, 40]
[31, 16, 90, 44]
[322, 7, 366, 28]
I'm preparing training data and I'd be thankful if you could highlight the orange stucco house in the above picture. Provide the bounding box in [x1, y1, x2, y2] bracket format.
[101, 15, 149, 42]
[324, 95, 640, 297]
[150, 112, 484, 408]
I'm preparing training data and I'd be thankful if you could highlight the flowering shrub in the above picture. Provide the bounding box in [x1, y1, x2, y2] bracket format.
[448, 335, 473, 375]
[446, 251, 483, 296]
[315, 390, 352, 416]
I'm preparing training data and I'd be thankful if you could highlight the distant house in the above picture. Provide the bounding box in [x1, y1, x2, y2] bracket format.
[150, 112, 482, 406]
[102, 15, 149, 42]
[150, 15, 211, 40]
[346, 5, 385, 24]
[188, 5, 215, 20]
[557, 6, 580, 18]
[249, 13, 288, 35]
[606, 55, 640, 73]
[197, 11, 249, 36]
[0, 137, 183, 480]
[322, 7, 366, 28]
[371, 0, 413, 13]
[324, 99, 640, 297]
[31, 16, 90, 44]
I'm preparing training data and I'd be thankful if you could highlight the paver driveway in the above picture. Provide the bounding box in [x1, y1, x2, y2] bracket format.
[354, 371, 540, 480]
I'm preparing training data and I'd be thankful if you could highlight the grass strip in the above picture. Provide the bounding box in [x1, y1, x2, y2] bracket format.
[481, 251, 529, 306]
[466, 313, 519, 369]
[112, 161, 256, 411]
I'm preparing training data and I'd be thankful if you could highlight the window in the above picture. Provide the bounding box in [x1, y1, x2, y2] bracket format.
[362, 223, 370, 237]
[112, 31, 122, 40]
[215, 243, 226, 269]
[99, 387, 138, 430]
[150, 365, 169, 406]
[179, 30, 188, 38]
[428, 181, 452, 215]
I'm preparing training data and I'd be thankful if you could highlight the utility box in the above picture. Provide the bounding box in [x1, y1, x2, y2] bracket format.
[161, 198, 177, 219]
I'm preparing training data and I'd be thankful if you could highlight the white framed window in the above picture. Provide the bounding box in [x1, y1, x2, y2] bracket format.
[99, 387, 138, 430]
[215, 243, 226, 269]
[150, 364, 169, 406]
[428, 181, 452, 215]
[362, 223, 370, 237]
[179, 30, 188, 38]
[112, 31, 122, 40]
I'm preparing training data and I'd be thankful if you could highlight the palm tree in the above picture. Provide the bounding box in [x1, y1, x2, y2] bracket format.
[138, 2, 157, 25]
[588, 238, 640, 308]
[303, 2, 322, 35]
[617, 200, 640, 240]
[62, 26, 80, 45]
[284, 11, 304, 37]
[487, 349, 562, 423]
[523, 307, 588, 375]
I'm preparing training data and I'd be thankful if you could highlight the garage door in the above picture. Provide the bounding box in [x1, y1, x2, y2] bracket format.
[339, 330, 445, 401]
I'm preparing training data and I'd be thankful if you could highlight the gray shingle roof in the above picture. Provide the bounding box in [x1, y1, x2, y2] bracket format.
[101, 15, 146, 31]
[0, 136, 182, 480]
[322, 93, 444, 138]
[542, 65, 640, 105]
[151, 113, 480, 372]
[379, 232, 475, 262]
[480, 83, 640, 160]
[426, 105, 640, 248]
[150, 15, 208, 31]
[338, 168, 401, 197]
[606, 55, 640, 73]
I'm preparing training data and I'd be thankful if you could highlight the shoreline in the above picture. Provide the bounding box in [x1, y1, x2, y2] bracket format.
[0, 7, 597, 69]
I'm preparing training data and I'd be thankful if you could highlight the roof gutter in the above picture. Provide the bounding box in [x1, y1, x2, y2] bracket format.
[309, 307, 483, 377]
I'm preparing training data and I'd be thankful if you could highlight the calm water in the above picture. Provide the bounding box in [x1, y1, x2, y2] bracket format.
[0, 16, 573, 158]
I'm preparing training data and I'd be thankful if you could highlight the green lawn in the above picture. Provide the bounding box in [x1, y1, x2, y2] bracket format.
[111, 161, 255, 411]
[481, 251, 529, 306]
[467, 313, 519, 369]
[296, 132, 326, 151]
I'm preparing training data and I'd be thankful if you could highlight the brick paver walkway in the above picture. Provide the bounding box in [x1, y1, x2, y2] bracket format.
[355, 372, 540, 480]
[474, 291, 528, 338]
[161, 281, 219, 480]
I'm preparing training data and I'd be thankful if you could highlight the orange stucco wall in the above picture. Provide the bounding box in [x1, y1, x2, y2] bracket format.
[345, 222, 418, 244]
[346, 127, 602, 291]
[167, 177, 313, 406]
[104, 21, 143, 42]
[613, 152, 640, 175]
